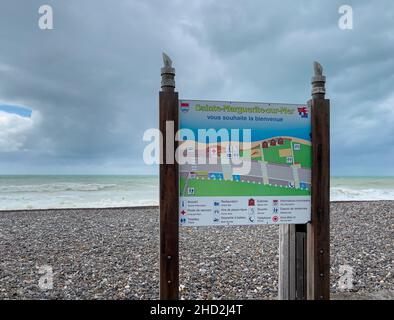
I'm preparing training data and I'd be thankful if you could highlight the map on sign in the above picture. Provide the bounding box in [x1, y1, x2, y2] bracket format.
[179, 100, 311, 226]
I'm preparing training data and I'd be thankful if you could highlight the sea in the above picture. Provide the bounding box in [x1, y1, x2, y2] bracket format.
[0, 175, 393, 211]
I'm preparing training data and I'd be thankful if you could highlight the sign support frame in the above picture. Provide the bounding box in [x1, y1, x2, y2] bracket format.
[159, 55, 330, 300]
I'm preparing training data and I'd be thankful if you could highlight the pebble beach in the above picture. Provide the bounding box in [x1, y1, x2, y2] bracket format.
[0, 201, 393, 300]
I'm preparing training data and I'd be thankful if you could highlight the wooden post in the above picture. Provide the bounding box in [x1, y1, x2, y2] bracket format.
[307, 61, 330, 300]
[279, 224, 307, 300]
[159, 53, 179, 300]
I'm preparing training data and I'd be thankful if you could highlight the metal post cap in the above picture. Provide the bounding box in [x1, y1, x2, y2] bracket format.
[161, 52, 175, 89]
[311, 61, 326, 97]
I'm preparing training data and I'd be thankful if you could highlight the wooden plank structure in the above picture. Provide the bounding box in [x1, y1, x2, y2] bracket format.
[279, 224, 307, 299]
[279, 224, 296, 299]
[159, 53, 179, 300]
[279, 61, 330, 300]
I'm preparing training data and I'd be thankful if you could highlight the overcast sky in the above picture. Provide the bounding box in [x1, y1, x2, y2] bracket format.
[0, 0, 393, 175]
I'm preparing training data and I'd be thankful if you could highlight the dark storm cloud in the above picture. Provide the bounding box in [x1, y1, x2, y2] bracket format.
[0, 0, 393, 174]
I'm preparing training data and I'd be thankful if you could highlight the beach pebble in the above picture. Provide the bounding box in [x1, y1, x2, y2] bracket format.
[0, 201, 392, 300]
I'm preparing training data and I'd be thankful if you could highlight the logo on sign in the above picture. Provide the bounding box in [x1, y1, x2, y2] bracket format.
[180, 102, 190, 113]
[272, 216, 279, 222]
[298, 106, 308, 118]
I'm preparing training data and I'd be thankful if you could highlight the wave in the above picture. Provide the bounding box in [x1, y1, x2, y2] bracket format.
[0, 176, 392, 210]
[0, 183, 119, 193]
[330, 187, 394, 201]
[0, 198, 159, 211]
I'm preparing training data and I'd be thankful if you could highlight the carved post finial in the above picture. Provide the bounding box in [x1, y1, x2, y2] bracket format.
[311, 61, 326, 99]
[161, 52, 175, 92]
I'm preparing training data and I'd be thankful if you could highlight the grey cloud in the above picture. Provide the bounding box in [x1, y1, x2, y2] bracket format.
[0, 0, 393, 175]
